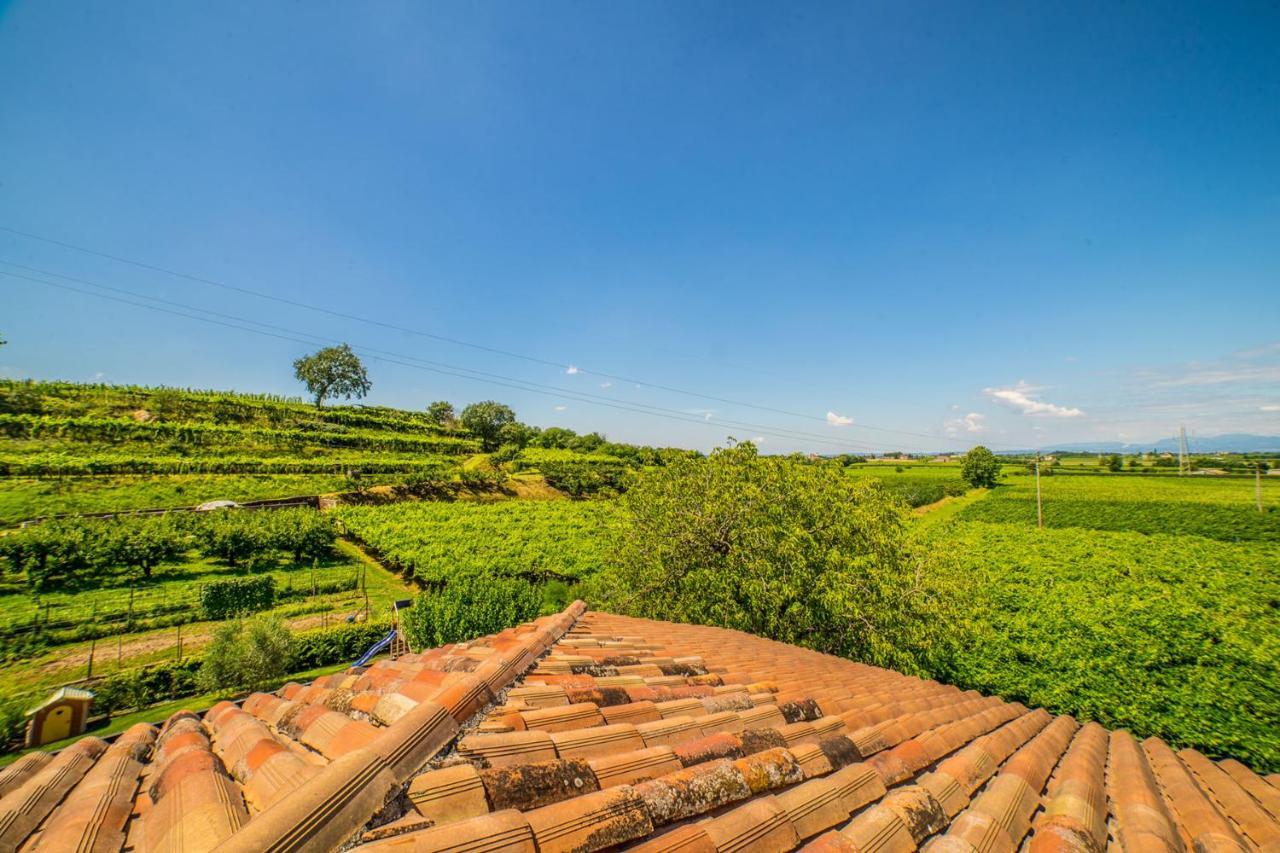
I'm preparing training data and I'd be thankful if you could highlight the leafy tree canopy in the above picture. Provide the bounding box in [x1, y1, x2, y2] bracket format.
[460, 400, 517, 451]
[292, 344, 371, 408]
[588, 443, 955, 676]
[425, 400, 456, 427]
[960, 445, 1000, 488]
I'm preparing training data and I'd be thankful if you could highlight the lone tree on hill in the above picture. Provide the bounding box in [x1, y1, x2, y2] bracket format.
[961, 445, 1000, 488]
[460, 400, 516, 451]
[425, 400, 456, 428]
[293, 344, 371, 408]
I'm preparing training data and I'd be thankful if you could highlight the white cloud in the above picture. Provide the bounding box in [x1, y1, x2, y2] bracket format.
[751, 436, 766, 444]
[983, 382, 1084, 418]
[1261, 404, 1280, 412]
[944, 412, 986, 436]
[826, 411, 853, 426]
[705, 412, 713, 421]
[600, 381, 612, 389]
[553, 405, 567, 411]
[565, 365, 579, 375]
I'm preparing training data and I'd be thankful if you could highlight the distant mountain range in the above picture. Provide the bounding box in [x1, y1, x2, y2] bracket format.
[1029, 433, 1280, 454]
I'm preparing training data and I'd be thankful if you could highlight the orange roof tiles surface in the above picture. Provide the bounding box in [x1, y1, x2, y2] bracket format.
[1, 601, 1277, 852]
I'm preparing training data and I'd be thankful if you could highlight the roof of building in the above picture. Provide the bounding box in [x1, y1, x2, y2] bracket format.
[24, 686, 95, 715]
[0, 601, 1277, 853]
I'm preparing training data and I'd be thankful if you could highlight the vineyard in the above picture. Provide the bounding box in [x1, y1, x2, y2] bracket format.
[957, 471, 1280, 541]
[924, 519, 1280, 769]
[335, 500, 619, 590]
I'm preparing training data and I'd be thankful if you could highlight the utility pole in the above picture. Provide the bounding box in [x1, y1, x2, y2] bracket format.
[1257, 463, 1264, 512]
[1035, 452, 1044, 528]
[1178, 425, 1190, 475]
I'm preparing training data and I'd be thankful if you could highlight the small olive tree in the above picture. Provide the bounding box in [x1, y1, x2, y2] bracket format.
[199, 616, 295, 693]
[960, 445, 1001, 488]
[293, 344, 371, 408]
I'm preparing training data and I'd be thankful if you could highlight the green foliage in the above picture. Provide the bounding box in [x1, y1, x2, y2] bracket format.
[293, 621, 390, 670]
[425, 400, 456, 428]
[93, 659, 202, 715]
[293, 344, 372, 407]
[198, 615, 295, 693]
[961, 446, 1001, 489]
[928, 520, 1280, 771]
[0, 700, 25, 752]
[403, 571, 542, 648]
[336, 500, 615, 585]
[589, 444, 955, 677]
[460, 401, 516, 451]
[537, 459, 632, 496]
[199, 575, 277, 619]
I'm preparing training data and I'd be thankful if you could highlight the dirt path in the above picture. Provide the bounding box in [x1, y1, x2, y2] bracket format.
[30, 607, 365, 679]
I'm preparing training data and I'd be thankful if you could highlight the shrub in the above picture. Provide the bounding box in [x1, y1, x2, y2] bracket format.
[198, 615, 294, 693]
[403, 572, 542, 648]
[293, 621, 391, 670]
[199, 575, 276, 620]
[539, 460, 632, 496]
[93, 659, 202, 715]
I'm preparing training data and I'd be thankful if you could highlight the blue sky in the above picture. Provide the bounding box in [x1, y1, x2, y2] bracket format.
[2, 1, 1278, 452]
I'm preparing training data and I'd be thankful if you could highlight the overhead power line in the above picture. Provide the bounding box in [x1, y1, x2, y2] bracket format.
[3, 267, 923, 452]
[0, 225, 945, 443]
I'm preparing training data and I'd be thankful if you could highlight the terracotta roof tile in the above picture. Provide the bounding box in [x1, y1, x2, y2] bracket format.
[0, 736, 108, 849]
[8, 600, 1276, 853]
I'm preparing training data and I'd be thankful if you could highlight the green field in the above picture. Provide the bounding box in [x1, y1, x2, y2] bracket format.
[335, 500, 618, 587]
[957, 472, 1280, 541]
[925, 519, 1279, 769]
[844, 463, 972, 507]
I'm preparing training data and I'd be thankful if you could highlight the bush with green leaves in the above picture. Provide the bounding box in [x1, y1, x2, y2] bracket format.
[198, 615, 295, 693]
[293, 621, 390, 670]
[93, 659, 202, 715]
[538, 460, 632, 496]
[403, 571, 542, 648]
[199, 575, 277, 619]
[588, 443, 956, 677]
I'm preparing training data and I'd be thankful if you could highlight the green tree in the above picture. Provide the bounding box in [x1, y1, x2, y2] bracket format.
[531, 427, 577, 449]
[960, 446, 1000, 489]
[108, 516, 185, 579]
[498, 421, 537, 449]
[460, 401, 516, 451]
[1107, 454, 1123, 472]
[292, 344, 371, 408]
[588, 443, 954, 676]
[198, 615, 294, 693]
[403, 571, 542, 648]
[425, 400, 456, 428]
